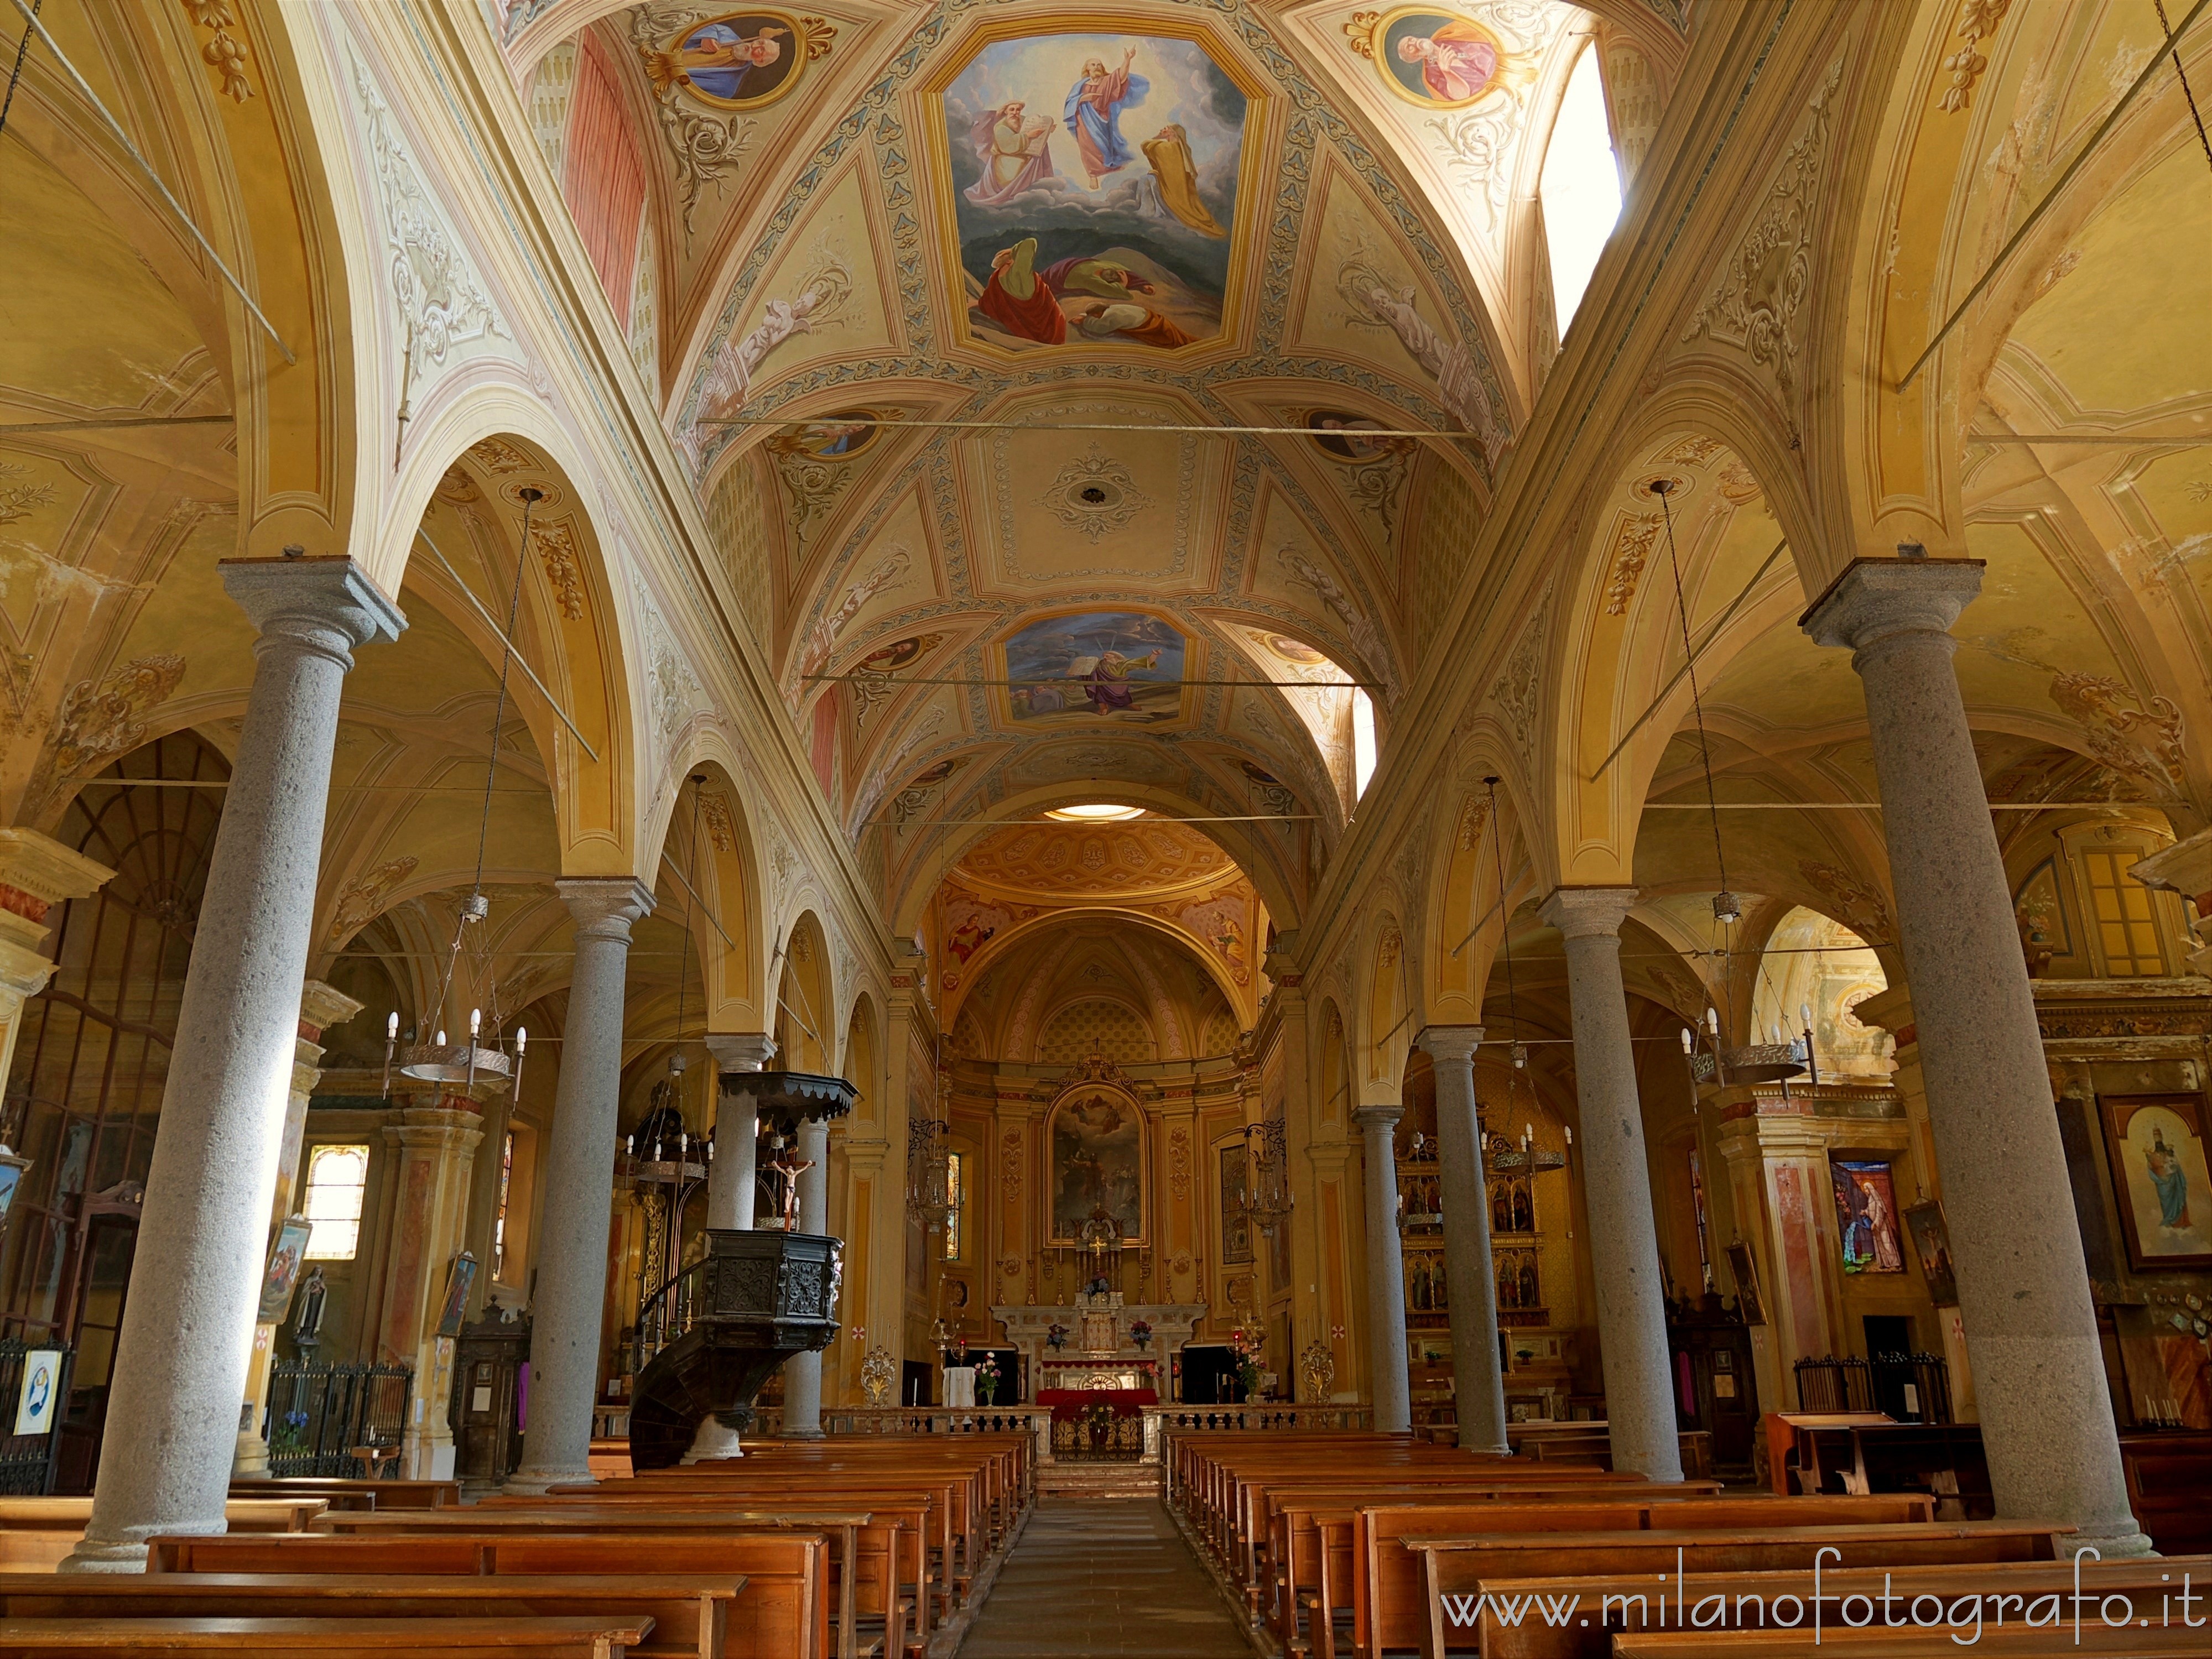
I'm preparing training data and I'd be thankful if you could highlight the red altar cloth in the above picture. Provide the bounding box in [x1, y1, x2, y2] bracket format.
[1037, 1387, 1157, 1422]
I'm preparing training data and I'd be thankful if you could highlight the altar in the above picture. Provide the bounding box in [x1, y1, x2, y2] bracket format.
[993, 1293, 1203, 1457]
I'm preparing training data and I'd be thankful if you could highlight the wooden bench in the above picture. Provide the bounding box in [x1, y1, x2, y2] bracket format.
[0, 1498, 329, 1571]
[1611, 1624, 2204, 1658]
[1448, 1553, 2211, 1659]
[230, 1478, 459, 1510]
[335, 1501, 900, 1659]
[150, 1530, 827, 1659]
[0, 1573, 732, 1659]
[1412, 1523, 2076, 1659]
[1334, 1494, 1936, 1659]
[0, 1616, 653, 1657]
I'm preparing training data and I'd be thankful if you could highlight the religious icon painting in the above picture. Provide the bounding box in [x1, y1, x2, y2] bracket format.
[1347, 9, 1507, 109]
[257, 1217, 315, 1324]
[1902, 1200, 1959, 1307]
[1048, 1086, 1146, 1245]
[2098, 1094, 2212, 1271]
[1220, 1142, 1252, 1266]
[1723, 1239, 1766, 1325]
[436, 1251, 480, 1337]
[1829, 1160, 1906, 1275]
[639, 10, 826, 111]
[939, 29, 1255, 351]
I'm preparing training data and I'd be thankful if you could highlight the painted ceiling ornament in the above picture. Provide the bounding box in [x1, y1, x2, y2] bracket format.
[687, 243, 853, 462]
[1345, 8, 1506, 108]
[888, 754, 970, 827]
[1603, 510, 1664, 616]
[1937, 0, 2013, 113]
[846, 632, 946, 733]
[699, 789, 738, 852]
[1240, 759, 1299, 817]
[1278, 543, 1397, 702]
[1487, 585, 1548, 777]
[2048, 671, 2187, 795]
[1336, 236, 1508, 468]
[1680, 59, 1845, 416]
[798, 542, 910, 687]
[629, 6, 757, 243]
[1306, 410, 1416, 534]
[326, 855, 419, 947]
[352, 54, 506, 400]
[1798, 860, 1895, 946]
[1038, 446, 1153, 544]
[768, 410, 882, 544]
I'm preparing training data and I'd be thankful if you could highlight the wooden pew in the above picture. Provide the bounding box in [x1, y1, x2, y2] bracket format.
[1412, 1523, 2076, 1659]
[230, 1478, 459, 1510]
[1329, 1494, 1935, 1659]
[1449, 1553, 2210, 1659]
[1612, 1626, 2204, 1658]
[0, 1573, 734, 1659]
[149, 1531, 827, 1659]
[326, 1503, 897, 1659]
[0, 1616, 652, 1657]
[0, 1498, 329, 1571]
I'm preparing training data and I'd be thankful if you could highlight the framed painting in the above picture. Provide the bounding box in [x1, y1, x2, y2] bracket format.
[1048, 1086, 1145, 1245]
[2098, 1094, 2212, 1271]
[1724, 1239, 1766, 1325]
[1829, 1159, 1906, 1275]
[436, 1251, 479, 1337]
[639, 10, 819, 111]
[256, 1217, 314, 1324]
[1219, 1142, 1252, 1265]
[1902, 1201, 1959, 1307]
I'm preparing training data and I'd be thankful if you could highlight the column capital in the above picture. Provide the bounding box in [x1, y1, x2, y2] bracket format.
[1539, 886, 1637, 940]
[220, 556, 405, 658]
[705, 1031, 777, 1073]
[299, 978, 365, 1042]
[1414, 1024, 1484, 1064]
[1799, 556, 1984, 653]
[1352, 1101, 1403, 1132]
[556, 876, 654, 941]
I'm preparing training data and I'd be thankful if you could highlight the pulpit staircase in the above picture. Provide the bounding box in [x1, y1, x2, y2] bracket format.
[628, 1228, 841, 1469]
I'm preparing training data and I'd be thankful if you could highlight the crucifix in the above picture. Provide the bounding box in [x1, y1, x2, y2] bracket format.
[762, 1139, 815, 1230]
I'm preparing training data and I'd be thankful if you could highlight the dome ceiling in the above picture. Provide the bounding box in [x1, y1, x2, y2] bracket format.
[506, 0, 1679, 921]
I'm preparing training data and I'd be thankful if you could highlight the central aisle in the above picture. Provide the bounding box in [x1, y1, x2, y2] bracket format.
[958, 1497, 1252, 1658]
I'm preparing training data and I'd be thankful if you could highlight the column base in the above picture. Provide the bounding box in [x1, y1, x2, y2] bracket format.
[59, 1535, 179, 1574]
[781, 1426, 826, 1440]
[2064, 1524, 2157, 1561]
[231, 1434, 270, 1480]
[501, 1465, 595, 1496]
[681, 1417, 745, 1463]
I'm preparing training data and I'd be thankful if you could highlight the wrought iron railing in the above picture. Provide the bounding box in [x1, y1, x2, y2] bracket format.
[264, 1360, 412, 1476]
[1794, 1352, 1951, 1423]
[634, 1256, 708, 1362]
[0, 1340, 68, 1495]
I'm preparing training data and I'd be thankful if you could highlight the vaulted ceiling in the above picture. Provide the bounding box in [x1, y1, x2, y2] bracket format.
[504, 0, 1690, 928]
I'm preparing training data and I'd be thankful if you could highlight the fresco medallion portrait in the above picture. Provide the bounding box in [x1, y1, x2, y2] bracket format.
[1348, 8, 1508, 110]
[639, 9, 821, 110]
[934, 26, 1262, 352]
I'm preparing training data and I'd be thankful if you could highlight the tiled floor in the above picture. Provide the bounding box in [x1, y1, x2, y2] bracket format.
[957, 1498, 1252, 1658]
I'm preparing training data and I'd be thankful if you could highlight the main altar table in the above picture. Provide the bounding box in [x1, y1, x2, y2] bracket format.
[1036, 1386, 1157, 1422]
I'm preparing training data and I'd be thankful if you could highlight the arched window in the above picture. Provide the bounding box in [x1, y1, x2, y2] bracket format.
[1351, 688, 1378, 800]
[1539, 43, 1624, 337]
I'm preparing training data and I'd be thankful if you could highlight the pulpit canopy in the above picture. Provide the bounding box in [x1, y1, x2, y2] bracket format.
[720, 1069, 858, 1129]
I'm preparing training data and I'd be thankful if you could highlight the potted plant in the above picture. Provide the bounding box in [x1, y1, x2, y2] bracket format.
[974, 1352, 1000, 1406]
[1130, 1317, 1153, 1352]
[1045, 1322, 1069, 1351]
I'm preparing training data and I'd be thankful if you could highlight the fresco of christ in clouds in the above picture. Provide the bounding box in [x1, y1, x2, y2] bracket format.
[943, 32, 1248, 351]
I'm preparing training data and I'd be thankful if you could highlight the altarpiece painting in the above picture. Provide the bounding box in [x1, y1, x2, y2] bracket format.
[1049, 1086, 1146, 1245]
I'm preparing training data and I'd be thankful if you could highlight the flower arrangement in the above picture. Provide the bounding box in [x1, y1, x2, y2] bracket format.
[1130, 1318, 1153, 1350]
[974, 1352, 1001, 1406]
[1228, 1329, 1262, 1399]
[1045, 1322, 1070, 1350]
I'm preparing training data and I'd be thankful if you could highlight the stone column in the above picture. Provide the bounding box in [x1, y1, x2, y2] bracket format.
[1352, 1104, 1412, 1433]
[0, 828, 114, 1087]
[1537, 887, 1683, 1483]
[705, 1033, 776, 1230]
[506, 877, 653, 1496]
[1416, 1026, 1508, 1454]
[780, 1115, 834, 1437]
[1802, 556, 2143, 1550]
[65, 557, 403, 1571]
[233, 979, 363, 1477]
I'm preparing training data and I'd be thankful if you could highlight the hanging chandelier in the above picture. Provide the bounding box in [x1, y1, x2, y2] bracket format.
[1237, 1118, 1294, 1237]
[906, 1068, 957, 1234]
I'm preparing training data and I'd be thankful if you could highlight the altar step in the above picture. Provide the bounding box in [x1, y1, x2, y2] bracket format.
[1035, 1460, 1163, 1500]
